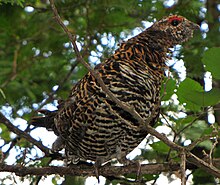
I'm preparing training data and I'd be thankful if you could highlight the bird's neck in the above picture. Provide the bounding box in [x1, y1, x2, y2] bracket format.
[113, 31, 170, 73]
[137, 29, 174, 50]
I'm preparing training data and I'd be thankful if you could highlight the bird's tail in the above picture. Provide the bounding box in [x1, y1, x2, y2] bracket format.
[30, 109, 59, 135]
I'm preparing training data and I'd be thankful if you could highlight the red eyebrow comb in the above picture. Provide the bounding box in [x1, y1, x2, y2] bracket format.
[168, 15, 183, 22]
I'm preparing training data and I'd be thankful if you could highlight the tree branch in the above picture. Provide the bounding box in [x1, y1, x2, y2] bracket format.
[0, 112, 51, 156]
[180, 151, 186, 185]
[0, 162, 179, 177]
[187, 152, 220, 178]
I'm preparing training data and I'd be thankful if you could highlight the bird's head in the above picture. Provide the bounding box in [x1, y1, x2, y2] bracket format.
[149, 15, 200, 46]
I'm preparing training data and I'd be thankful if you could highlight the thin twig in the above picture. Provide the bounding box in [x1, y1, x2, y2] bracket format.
[210, 138, 218, 166]
[186, 135, 212, 151]
[180, 150, 186, 185]
[0, 112, 51, 156]
[187, 152, 220, 178]
[186, 126, 218, 151]
[209, 125, 219, 166]
[176, 116, 200, 136]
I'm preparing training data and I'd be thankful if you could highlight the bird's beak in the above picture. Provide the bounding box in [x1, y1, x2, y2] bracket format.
[190, 22, 200, 30]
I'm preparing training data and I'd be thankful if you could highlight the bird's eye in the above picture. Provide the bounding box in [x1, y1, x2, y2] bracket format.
[171, 19, 180, 26]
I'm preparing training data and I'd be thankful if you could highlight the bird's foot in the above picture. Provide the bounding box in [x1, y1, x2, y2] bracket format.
[94, 160, 102, 183]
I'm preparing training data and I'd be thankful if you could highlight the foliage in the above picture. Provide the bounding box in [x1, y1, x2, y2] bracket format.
[0, 0, 25, 6]
[177, 77, 220, 111]
[0, 0, 220, 184]
[202, 47, 220, 80]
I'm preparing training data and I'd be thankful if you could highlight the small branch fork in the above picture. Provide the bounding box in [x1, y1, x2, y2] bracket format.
[0, 0, 220, 183]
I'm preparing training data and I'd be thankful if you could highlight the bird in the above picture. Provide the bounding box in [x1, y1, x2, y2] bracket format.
[31, 15, 199, 168]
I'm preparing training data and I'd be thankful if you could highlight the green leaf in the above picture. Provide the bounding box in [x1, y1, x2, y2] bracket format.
[0, 0, 25, 7]
[175, 115, 197, 131]
[19, 138, 31, 148]
[142, 174, 159, 181]
[40, 157, 51, 166]
[199, 140, 212, 149]
[201, 127, 213, 136]
[202, 47, 220, 79]
[161, 78, 176, 101]
[193, 168, 215, 184]
[176, 78, 220, 111]
[124, 173, 136, 180]
[0, 124, 11, 141]
[150, 141, 170, 154]
[214, 146, 220, 158]
[183, 120, 207, 141]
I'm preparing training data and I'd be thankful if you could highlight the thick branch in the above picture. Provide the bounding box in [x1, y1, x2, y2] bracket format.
[2, 158, 220, 178]
[0, 162, 179, 177]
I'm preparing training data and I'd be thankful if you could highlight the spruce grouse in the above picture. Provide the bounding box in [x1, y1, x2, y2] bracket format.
[31, 15, 199, 165]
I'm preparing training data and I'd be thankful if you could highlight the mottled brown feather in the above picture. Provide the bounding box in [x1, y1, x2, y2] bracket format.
[31, 15, 199, 164]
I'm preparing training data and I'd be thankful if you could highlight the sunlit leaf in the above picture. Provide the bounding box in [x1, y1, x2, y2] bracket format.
[183, 120, 208, 141]
[150, 141, 170, 154]
[176, 78, 220, 111]
[161, 78, 176, 101]
[202, 47, 220, 79]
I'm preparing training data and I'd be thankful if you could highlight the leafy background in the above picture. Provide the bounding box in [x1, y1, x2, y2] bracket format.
[0, 0, 220, 184]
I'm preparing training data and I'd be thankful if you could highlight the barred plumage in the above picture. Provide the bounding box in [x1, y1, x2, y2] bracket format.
[31, 15, 199, 165]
